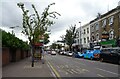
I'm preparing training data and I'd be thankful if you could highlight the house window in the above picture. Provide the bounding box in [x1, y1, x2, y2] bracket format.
[87, 28, 89, 33]
[95, 23, 99, 30]
[109, 16, 114, 26]
[84, 29, 86, 34]
[109, 30, 114, 40]
[87, 37, 89, 43]
[102, 19, 106, 27]
[84, 38, 86, 43]
[96, 33, 99, 41]
[92, 36, 95, 42]
[78, 39, 79, 44]
[80, 39, 82, 44]
[91, 25, 94, 32]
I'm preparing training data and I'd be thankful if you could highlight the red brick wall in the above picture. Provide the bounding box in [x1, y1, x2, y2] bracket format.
[27, 50, 31, 57]
[2, 47, 10, 66]
[24, 51, 27, 58]
[15, 49, 21, 61]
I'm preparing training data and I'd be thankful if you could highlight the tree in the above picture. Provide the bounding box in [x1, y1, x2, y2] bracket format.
[64, 24, 77, 51]
[50, 43, 57, 50]
[17, 2, 60, 67]
[2, 29, 29, 50]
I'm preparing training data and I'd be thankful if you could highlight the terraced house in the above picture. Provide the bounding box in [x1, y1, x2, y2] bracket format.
[90, 5, 120, 47]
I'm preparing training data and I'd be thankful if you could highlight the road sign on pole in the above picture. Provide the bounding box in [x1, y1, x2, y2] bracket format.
[39, 40, 44, 42]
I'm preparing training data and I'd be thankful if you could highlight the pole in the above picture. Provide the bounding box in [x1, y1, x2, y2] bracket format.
[79, 22, 81, 51]
[31, 43, 35, 67]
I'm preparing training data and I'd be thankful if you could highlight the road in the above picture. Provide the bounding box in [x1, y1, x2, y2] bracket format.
[2, 53, 119, 78]
[45, 53, 119, 78]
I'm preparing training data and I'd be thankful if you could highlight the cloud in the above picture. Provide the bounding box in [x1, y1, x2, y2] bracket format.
[0, 0, 119, 45]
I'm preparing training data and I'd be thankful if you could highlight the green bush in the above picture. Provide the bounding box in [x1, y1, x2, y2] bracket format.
[2, 29, 29, 50]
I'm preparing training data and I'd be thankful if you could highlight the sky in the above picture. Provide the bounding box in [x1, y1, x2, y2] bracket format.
[0, 0, 119, 45]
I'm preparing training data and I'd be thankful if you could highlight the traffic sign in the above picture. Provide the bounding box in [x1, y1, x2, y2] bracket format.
[39, 40, 44, 42]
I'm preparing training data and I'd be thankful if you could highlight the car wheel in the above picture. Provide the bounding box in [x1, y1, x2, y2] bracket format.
[118, 60, 120, 65]
[90, 57, 93, 60]
[100, 58, 103, 62]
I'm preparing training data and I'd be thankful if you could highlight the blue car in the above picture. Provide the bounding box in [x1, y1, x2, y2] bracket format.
[83, 49, 101, 60]
[74, 52, 84, 58]
[83, 50, 93, 59]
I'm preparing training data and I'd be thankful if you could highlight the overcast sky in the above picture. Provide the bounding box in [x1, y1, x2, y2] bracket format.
[0, 0, 119, 45]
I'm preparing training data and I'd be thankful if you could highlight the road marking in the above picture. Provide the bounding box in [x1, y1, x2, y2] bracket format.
[66, 69, 74, 74]
[65, 65, 69, 68]
[65, 72, 69, 75]
[97, 74, 104, 77]
[71, 69, 78, 74]
[96, 68, 118, 75]
[47, 63, 56, 78]
[82, 68, 90, 72]
[47, 61, 61, 79]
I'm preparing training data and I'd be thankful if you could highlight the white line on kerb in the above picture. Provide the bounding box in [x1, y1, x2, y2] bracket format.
[96, 68, 118, 75]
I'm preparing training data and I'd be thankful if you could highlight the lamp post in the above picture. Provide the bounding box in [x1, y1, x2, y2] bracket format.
[79, 22, 82, 50]
[9, 26, 19, 35]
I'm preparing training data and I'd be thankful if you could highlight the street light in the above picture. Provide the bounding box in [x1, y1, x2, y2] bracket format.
[79, 21, 81, 46]
[9, 26, 19, 35]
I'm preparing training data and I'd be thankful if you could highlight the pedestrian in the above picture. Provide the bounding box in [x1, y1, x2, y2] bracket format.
[41, 48, 45, 64]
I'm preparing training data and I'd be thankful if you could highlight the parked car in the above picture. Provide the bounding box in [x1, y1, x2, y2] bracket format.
[83, 49, 101, 60]
[66, 51, 73, 56]
[73, 52, 84, 58]
[83, 50, 93, 60]
[100, 47, 120, 64]
[47, 50, 52, 54]
[60, 51, 65, 55]
[51, 51, 56, 55]
[63, 51, 67, 55]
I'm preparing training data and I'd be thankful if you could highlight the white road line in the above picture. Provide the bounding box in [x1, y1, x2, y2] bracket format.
[97, 74, 104, 77]
[96, 68, 118, 75]
[66, 69, 74, 74]
[82, 69, 90, 72]
[71, 69, 78, 74]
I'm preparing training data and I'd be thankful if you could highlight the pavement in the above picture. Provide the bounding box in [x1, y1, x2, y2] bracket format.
[2, 57, 55, 78]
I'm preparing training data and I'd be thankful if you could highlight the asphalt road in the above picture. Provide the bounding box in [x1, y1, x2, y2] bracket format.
[45, 53, 119, 77]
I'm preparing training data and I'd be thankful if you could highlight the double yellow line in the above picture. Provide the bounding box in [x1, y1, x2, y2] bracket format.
[48, 62, 61, 79]
[44, 57, 61, 79]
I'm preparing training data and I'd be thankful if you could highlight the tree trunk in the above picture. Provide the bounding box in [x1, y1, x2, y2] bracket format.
[31, 44, 35, 67]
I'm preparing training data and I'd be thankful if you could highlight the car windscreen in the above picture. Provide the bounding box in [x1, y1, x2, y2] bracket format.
[101, 49, 120, 54]
[101, 49, 111, 53]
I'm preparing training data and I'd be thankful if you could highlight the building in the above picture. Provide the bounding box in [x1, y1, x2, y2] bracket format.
[81, 23, 91, 48]
[90, 5, 120, 47]
[72, 27, 80, 51]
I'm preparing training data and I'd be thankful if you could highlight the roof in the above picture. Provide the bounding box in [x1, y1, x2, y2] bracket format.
[90, 6, 119, 24]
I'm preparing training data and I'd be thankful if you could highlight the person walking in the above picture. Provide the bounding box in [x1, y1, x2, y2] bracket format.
[41, 48, 45, 64]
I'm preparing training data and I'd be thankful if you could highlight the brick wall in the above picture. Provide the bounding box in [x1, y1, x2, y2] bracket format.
[15, 49, 21, 61]
[2, 47, 10, 66]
